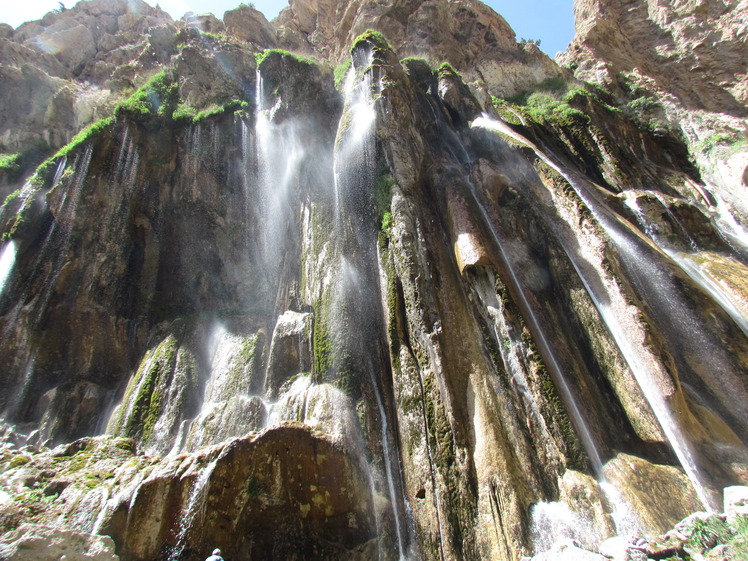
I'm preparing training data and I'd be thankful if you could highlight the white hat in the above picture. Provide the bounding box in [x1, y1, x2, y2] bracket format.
[213, 549, 221, 555]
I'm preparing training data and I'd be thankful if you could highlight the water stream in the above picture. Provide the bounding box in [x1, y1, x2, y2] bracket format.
[168, 457, 219, 561]
[331, 59, 410, 560]
[472, 115, 733, 511]
[0, 241, 17, 297]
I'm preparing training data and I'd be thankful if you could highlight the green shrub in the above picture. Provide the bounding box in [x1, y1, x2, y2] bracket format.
[688, 517, 731, 551]
[114, 72, 179, 118]
[351, 29, 393, 53]
[0, 153, 21, 173]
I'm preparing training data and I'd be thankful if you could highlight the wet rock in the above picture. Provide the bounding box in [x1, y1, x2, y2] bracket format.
[115, 424, 376, 561]
[604, 454, 703, 536]
[558, 470, 616, 544]
[0, 523, 119, 561]
[599, 535, 648, 561]
[265, 310, 313, 399]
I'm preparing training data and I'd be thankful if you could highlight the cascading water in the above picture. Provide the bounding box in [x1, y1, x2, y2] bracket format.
[330, 57, 410, 560]
[0, 240, 16, 297]
[472, 114, 747, 511]
[623, 190, 748, 338]
[168, 457, 220, 561]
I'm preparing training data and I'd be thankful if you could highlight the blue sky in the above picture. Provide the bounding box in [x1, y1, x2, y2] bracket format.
[0, 0, 574, 56]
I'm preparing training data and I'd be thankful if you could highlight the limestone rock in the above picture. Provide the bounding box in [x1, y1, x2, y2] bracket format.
[558, 470, 616, 544]
[604, 454, 703, 536]
[223, 5, 278, 47]
[599, 536, 649, 561]
[265, 310, 313, 399]
[0, 523, 119, 561]
[530, 538, 608, 560]
[559, 0, 748, 222]
[274, 0, 564, 99]
[561, 0, 748, 115]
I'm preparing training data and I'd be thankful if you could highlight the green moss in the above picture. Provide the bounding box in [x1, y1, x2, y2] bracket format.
[247, 475, 261, 497]
[116, 335, 180, 443]
[172, 102, 198, 121]
[696, 132, 740, 153]
[313, 300, 333, 379]
[506, 76, 568, 106]
[351, 29, 393, 53]
[1, 189, 22, 210]
[201, 31, 224, 41]
[401, 56, 430, 67]
[255, 49, 318, 68]
[0, 153, 21, 173]
[334, 59, 352, 89]
[8, 454, 31, 468]
[55, 116, 115, 159]
[524, 92, 590, 126]
[437, 62, 461, 79]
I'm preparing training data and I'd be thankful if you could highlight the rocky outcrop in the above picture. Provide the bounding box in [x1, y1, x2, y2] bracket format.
[558, 0, 748, 222]
[0, 426, 377, 561]
[0, 0, 176, 188]
[270, 0, 564, 100]
[1, 1, 748, 560]
[0, 524, 119, 561]
[561, 0, 748, 116]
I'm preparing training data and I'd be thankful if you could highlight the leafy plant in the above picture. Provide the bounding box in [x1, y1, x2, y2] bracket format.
[687, 517, 731, 551]
[114, 72, 179, 118]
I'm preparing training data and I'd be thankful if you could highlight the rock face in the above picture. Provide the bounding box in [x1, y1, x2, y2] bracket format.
[562, 0, 748, 115]
[0, 0, 175, 169]
[270, 0, 564, 99]
[0, 524, 119, 561]
[0, 1, 747, 561]
[559, 0, 748, 220]
[0, 427, 376, 561]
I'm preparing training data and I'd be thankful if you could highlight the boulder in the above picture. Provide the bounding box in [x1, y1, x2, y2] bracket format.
[531, 538, 608, 560]
[603, 454, 703, 537]
[0, 523, 119, 561]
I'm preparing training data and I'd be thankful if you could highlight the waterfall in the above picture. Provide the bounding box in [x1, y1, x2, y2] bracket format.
[0, 240, 17, 297]
[330, 55, 410, 560]
[462, 170, 605, 474]
[623, 190, 748, 337]
[472, 115, 736, 511]
[168, 457, 219, 561]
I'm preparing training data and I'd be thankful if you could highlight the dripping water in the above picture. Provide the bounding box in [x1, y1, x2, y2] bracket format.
[168, 457, 219, 561]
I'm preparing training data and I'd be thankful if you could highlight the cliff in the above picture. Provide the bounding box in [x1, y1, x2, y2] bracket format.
[0, 0, 747, 560]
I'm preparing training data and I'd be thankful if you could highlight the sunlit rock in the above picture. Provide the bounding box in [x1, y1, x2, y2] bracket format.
[0, 523, 119, 561]
[604, 454, 703, 536]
